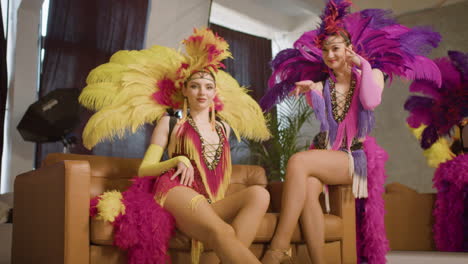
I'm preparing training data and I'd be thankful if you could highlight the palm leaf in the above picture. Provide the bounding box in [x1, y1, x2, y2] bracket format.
[239, 95, 313, 181]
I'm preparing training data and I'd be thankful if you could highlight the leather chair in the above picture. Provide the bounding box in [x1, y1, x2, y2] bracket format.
[12, 153, 356, 264]
[384, 182, 436, 251]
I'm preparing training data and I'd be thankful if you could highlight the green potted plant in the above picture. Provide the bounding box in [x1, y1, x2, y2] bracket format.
[237, 96, 314, 181]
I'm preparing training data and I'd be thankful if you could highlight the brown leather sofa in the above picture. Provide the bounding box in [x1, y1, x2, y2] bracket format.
[12, 153, 356, 264]
[384, 182, 436, 251]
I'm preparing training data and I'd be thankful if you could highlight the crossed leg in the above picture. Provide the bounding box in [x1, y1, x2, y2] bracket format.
[164, 185, 269, 264]
[262, 149, 352, 264]
[213, 185, 270, 246]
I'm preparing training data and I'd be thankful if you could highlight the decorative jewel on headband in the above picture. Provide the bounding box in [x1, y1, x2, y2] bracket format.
[185, 71, 216, 85]
[322, 39, 349, 48]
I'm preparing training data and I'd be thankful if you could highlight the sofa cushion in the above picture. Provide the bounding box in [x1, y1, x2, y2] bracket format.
[91, 212, 343, 247]
[90, 177, 133, 198]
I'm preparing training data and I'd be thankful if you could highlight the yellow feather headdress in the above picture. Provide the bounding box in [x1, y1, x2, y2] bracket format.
[79, 27, 270, 149]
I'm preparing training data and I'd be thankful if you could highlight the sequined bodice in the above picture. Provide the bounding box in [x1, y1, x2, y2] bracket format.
[186, 117, 225, 170]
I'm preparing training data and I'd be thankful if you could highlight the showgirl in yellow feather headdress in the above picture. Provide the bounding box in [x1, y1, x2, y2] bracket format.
[84, 28, 269, 264]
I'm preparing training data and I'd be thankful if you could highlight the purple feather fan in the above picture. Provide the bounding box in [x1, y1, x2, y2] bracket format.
[260, 47, 327, 111]
[400, 26, 441, 56]
[405, 51, 468, 149]
[449, 51, 468, 81]
[420, 125, 439, 149]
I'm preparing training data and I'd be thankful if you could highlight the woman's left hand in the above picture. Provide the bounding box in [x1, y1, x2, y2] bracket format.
[345, 47, 361, 67]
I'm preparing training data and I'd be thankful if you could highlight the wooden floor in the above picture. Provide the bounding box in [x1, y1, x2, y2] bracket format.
[0, 223, 11, 264]
[387, 251, 468, 264]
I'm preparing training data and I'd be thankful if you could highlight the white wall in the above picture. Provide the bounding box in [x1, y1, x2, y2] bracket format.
[210, 0, 295, 38]
[145, 0, 211, 49]
[1, 0, 43, 194]
[210, 1, 321, 56]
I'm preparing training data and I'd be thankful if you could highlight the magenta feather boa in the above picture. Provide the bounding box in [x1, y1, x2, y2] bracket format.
[90, 176, 176, 264]
[356, 136, 390, 263]
[433, 153, 468, 252]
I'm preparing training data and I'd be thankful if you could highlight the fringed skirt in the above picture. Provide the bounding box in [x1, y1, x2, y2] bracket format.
[153, 165, 210, 206]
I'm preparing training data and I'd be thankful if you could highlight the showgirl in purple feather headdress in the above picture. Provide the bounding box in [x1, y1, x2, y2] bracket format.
[405, 51, 468, 252]
[260, 1, 442, 264]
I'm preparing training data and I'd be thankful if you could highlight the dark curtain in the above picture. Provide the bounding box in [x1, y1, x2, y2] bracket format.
[36, 0, 150, 166]
[0, 3, 7, 175]
[209, 24, 272, 102]
[209, 24, 273, 164]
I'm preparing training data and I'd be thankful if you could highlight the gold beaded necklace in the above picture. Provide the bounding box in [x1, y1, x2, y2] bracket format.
[329, 75, 356, 123]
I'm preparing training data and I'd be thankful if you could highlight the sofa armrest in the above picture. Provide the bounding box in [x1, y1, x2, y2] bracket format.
[12, 160, 91, 264]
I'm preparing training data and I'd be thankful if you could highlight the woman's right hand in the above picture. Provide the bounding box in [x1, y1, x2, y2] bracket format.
[289, 80, 323, 98]
[170, 161, 194, 187]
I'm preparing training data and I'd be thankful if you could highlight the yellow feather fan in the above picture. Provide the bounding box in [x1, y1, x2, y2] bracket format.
[409, 124, 455, 168]
[80, 27, 270, 149]
[215, 70, 270, 141]
[80, 46, 183, 111]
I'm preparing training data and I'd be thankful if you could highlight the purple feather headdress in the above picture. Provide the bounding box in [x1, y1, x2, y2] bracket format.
[404, 51, 468, 149]
[315, 0, 353, 46]
[260, 0, 442, 111]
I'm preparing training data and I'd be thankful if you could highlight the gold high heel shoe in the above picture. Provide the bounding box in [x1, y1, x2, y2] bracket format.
[262, 247, 293, 264]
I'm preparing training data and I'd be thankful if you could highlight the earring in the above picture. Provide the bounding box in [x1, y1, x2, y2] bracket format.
[211, 102, 216, 131]
[179, 97, 188, 124]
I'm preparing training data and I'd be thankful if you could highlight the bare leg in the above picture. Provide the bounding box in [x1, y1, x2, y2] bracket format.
[164, 186, 262, 264]
[262, 149, 351, 264]
[300, 177, 325, 264]
[213, 185, 270, 246]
